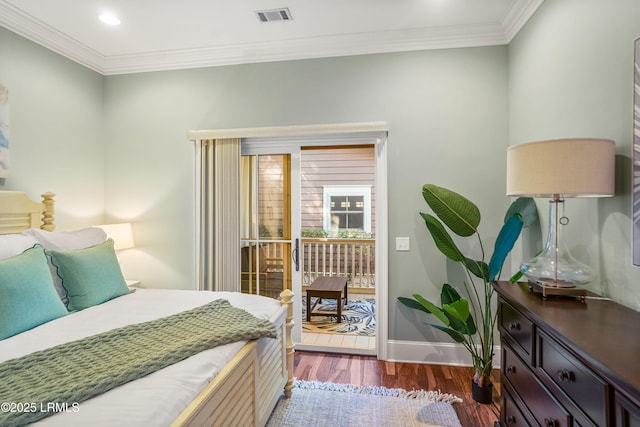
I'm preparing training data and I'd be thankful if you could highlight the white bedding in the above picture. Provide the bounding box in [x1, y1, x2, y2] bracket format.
[0, 289, 283, 426]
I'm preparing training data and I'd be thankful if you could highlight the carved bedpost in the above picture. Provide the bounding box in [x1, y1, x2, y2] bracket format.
[41, 192, 55, 231]
[279, 289, 295, 398]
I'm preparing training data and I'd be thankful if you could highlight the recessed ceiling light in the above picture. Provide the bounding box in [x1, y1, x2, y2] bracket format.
[99, 12, 121, 26]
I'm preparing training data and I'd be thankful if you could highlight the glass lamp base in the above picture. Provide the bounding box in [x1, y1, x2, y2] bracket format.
[521, 199, 595, 287]
[526, 279, 588, 300]
[521, 249, 595, 287]
[532, 277, 577, 288]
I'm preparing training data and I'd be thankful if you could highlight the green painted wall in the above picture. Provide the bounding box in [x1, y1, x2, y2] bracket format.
[2, 0, 638, 354]
[0, 27, 105, 229]
[103, 48, 510, 345]
[509, 0, 640, 309]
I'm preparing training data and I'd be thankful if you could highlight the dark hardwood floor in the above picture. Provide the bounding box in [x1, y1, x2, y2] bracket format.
[294, 351, 500, 427]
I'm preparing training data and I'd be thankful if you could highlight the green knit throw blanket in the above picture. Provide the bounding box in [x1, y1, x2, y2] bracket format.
[0, 299, 277, 427]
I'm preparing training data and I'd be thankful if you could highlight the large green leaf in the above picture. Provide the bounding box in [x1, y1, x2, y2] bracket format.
[504, 197, 539, 282]
[422, 184, 480, 237]
[428, 323, 467, 342]
[443, 311, 466, 334]
[464, 257, 489, 281]
[440, 284, 476, 334]
[398, 296, 430, 313]
[443, 311, 477, 335]
[463, 311, 477, 335]
[440, 283, 462, 305]
[421, 213, 465, 262]
[488, 213, 523, 281]
[413, 294, 450, 326]
[398, 292, 471, 334]
[443, 299, 470, 324]
[505, 197, 538, 228]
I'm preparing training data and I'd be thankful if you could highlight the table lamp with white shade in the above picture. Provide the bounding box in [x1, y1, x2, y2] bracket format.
[506, 138, 615, 297]
[95, 223, 135, 250]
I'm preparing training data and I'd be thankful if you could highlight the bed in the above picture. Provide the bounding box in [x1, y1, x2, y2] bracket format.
[0, 191, 294, 427]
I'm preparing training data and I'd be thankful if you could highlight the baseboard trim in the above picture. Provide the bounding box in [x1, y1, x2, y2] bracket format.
[296, 343, 377, 356]
[385, 340, 501, 368]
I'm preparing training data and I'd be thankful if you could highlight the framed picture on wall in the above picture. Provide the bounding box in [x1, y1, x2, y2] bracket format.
[633, 37, 640, 265]
[0, 84, 8, 178]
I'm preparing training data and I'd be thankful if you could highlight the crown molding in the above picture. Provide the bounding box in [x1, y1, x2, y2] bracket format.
[502, 0, 545, 41]
[0, 0, 542, 75]
[102, 23, 509, 75]
[0, 1, 104, 73]
[187, 121, 390, 141]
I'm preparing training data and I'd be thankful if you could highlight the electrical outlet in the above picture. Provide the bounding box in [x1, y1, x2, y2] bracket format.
[396, 237, 410, 251]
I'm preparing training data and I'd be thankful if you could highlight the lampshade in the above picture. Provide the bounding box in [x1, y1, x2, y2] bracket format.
[506, 138, 615, 198]
[96, 223, 135, 250]
[506, 138, 615, 293]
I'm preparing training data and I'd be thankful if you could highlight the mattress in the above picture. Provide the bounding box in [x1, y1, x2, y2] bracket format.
[0, 289, 283, 426]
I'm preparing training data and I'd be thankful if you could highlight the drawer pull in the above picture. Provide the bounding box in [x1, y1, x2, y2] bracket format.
[506, 366, 516, 374]
[506, 415, 516, 424]
[509, 322, 520, 331]
[557, 369, 575, 382]
[544, 418, 557, 427]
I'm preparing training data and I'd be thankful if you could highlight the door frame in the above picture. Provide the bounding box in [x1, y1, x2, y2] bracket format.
[240, 146, 302, 343]
[189, 122, 389, 359]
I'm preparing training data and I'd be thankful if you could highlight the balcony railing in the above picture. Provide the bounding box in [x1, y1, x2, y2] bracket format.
[301, 238, 375, 292]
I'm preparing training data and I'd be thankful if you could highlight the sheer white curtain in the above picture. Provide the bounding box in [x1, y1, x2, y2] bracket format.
[196, 138, 241, 291]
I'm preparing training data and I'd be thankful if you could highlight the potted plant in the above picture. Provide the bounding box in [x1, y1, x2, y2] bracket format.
[398, 184, 536, 404]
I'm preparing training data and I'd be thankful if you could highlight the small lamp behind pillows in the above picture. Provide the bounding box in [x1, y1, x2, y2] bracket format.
[95, 223, 135, 251]
[506, 138, 614, 296]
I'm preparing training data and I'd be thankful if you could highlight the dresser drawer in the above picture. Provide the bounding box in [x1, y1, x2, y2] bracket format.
[616, 394, 640, 427]
[499, 300, 534, 359]
[501, 385, 534, 426]
[494, 281, 640, 427]
[537, 331, 609, 426]
[503, 344, 571, 427]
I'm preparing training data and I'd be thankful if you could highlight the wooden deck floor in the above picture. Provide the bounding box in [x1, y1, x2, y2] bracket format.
[294, 350, 501, 427]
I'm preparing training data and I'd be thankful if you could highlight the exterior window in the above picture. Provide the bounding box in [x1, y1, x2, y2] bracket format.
[323, 185, 371, 235]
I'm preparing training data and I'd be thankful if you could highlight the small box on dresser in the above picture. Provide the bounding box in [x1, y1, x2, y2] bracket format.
[493, 281, 640, 427]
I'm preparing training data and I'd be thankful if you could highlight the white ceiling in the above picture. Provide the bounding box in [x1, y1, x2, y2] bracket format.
[0, 0, 543, 75]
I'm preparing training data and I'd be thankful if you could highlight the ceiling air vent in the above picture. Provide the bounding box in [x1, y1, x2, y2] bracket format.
[255, 8, 292, 23]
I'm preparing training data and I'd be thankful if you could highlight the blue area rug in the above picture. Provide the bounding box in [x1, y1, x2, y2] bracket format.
[266, 380, 463, 427]
[302, 297, 376, 336]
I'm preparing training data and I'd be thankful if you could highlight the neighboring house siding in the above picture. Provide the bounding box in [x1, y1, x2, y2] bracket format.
[257, 154, 287, 239]
[301, 146, 375, 233]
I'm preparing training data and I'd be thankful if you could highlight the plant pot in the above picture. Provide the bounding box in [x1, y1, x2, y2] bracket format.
[471, 379, 493, 404]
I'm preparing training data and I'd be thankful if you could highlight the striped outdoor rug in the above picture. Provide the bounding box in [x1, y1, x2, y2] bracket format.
[301, 297, 376, 336]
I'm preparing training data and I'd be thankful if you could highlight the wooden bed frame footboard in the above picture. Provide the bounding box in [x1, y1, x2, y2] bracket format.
[171, 289, 295, 427]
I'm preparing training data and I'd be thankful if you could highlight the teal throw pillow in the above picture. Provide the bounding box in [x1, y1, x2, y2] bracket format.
[0, 245, 68, 340]
[48, 239, 131, 311]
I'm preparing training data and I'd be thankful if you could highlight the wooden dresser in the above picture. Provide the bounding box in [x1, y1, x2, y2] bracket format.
[493, 281, 640, 427]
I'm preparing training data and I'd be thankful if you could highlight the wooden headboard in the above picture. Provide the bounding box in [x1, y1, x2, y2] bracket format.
[0, 191, 56, 234]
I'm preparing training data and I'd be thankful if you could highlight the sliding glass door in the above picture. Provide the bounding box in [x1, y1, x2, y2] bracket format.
[240, 154, 293, 298]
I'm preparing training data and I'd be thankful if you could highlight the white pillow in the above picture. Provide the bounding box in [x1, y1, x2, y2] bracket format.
[22, 227, 108, 304]
[22, 227, 107, 251]
[0, 234, 38, 260]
